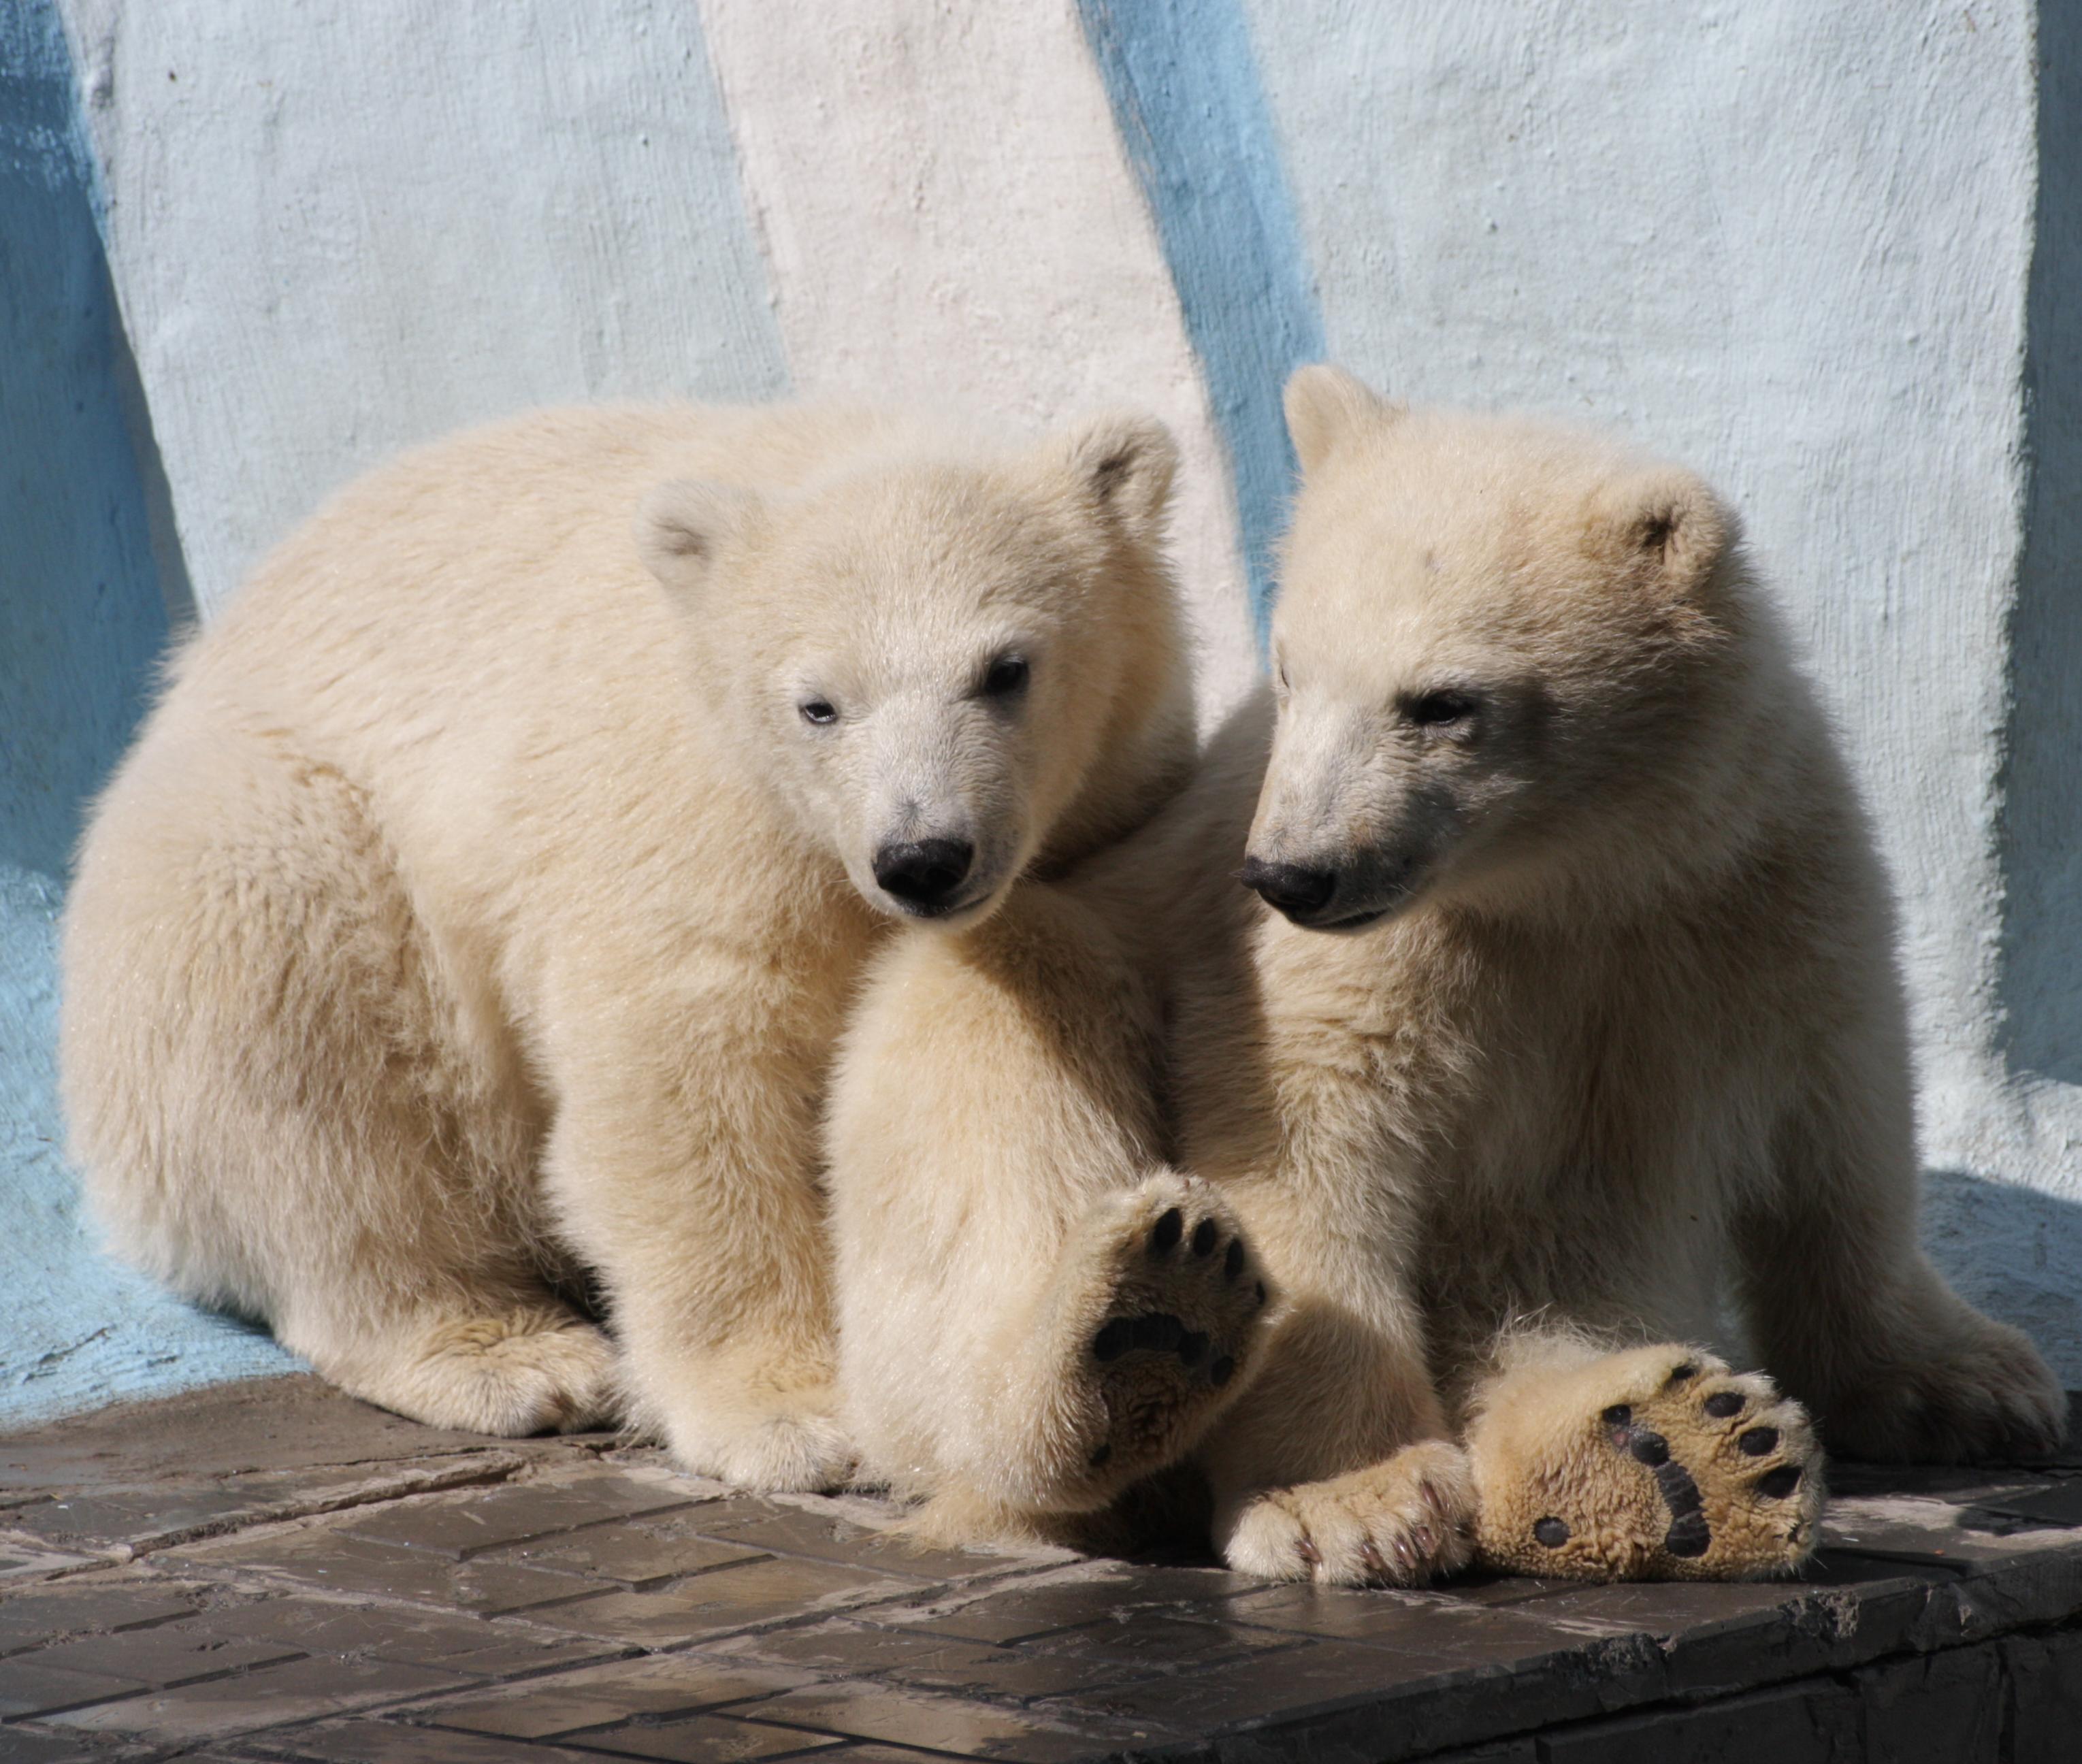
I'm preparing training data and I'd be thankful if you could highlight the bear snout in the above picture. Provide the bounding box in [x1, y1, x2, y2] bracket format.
[1239, 856, 1339, 921]
[873, 837, 976, 913]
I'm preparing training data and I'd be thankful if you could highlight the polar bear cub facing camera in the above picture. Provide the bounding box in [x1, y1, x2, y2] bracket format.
[61, 399, 1204, 1492]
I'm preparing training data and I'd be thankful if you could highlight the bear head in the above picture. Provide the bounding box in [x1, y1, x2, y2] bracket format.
[1246, 364, 1768, 931]
[636, 412, 1190, 925]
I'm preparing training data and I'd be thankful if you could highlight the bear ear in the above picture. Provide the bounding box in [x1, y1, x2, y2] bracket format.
[634, 479, 760, 604]
[1050, 412, 1180, 544]
[1284, 363, 1403, 474]
[1586, 468, 1732, 599]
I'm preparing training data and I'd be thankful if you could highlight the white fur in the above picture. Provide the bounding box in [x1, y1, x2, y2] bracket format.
[60, 401, 1192, 1488]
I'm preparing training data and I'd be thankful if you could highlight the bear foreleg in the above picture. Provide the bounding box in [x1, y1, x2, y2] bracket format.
[830, 883, 1269, 1536]
[539, 982, 852, 1492]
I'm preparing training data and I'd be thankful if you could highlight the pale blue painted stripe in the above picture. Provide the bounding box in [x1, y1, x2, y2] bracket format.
[1077, 0, 1325, 645]
[1, 0, 296, 1428]
[2, 0, 175, 884]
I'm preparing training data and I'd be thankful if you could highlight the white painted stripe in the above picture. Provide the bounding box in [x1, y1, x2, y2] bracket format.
[61, 0, 787, 620]
[698, 0, 1258, 724]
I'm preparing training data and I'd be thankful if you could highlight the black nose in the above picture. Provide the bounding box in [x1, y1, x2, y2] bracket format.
[873, 838, 975, 908]
[1239, 856, 1337, 918]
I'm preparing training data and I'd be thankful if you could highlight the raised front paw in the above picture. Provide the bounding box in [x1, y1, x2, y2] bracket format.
[1221, 1441, 1476, 1586]
[1052, 1172, 1274, 1501]
[1819, 1313, 2067, 1466]
[1469, 1345, 1823, 1582]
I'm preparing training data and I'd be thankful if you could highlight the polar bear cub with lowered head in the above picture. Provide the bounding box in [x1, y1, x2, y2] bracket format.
[61, 399, 1206, 1491]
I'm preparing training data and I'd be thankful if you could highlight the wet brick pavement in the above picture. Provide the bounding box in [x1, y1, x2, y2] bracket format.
[3, 1377, 2082, 1762]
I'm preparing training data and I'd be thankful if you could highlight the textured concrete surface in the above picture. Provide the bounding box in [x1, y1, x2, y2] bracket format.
[1076, 0, 1324, 642]
[56, 0, 789, 625]
[4, 1382, 2082, 1761]
[3, 1, 2080, 1426]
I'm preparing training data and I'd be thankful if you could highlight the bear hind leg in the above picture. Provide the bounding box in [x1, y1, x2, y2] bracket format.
[67, 718, 613, 1439]
[291, 1297, 617, 1437]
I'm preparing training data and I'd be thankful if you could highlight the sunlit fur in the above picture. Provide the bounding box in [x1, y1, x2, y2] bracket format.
[60, 401, 1192, 1489]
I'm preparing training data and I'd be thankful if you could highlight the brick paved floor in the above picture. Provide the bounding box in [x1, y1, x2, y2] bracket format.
[3, 1379, 2081, 1763]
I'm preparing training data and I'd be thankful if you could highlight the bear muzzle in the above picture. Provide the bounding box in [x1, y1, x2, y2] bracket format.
[872, 837, 977, 915]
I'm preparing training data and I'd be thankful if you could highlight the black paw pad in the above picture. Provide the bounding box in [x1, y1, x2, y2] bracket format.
[1089, 1442, 1112, 1467]
[1092, 1319, 1133, 1362]
[1533, 1516, 1571, 1548]
[1192, 1218, 1220, 1256]
[1608, 1410, 1717, 1561]
[1663, 1512, 1711, 1558]
[1756, 1465, 1802, 1500]
[1149, 1208, 1184, 1255]
[1224, 1239, 1246, 1279]
[1629, 1431, 1671, 1467]
[1738, 1426, 1779, 1457]
[1667, 1362, 1700, 1384]
[1651, 1457, 1708, 1557]
[1253, 1280, 1268, 1307]
[1703, 1391, 1745, 1418]
[1177, 1330, 1209, 1366]
[1131, 1313, 1185, 1352]
[1210, 1354, 1236, 1387]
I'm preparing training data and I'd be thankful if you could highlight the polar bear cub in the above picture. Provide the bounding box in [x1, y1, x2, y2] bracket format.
[1192, 367, 2066, 1581]
[61, 401, 1197, 1491]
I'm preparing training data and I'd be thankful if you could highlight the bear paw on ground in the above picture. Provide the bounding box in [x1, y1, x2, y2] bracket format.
[1220, 1439, 1478, 1587]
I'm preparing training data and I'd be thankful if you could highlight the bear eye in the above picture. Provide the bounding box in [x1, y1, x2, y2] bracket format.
[981, 655, 1030, 698]
[1405, 689, 1478, 728]
[798, 698, 838, 727]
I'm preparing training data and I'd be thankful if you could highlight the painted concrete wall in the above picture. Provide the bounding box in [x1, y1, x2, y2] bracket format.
[60, 0, 788, 624]
[3, 1, 2076, 1421]
[2, 0, 293, 1423]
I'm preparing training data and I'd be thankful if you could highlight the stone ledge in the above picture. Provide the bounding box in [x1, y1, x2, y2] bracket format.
[1, 1379, 2078, 1762]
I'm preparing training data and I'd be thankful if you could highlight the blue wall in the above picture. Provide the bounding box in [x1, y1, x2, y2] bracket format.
[1, 0, 294, 1425]
[1078, 0, 1322, 644]
[1998, 3, 2082, 1089]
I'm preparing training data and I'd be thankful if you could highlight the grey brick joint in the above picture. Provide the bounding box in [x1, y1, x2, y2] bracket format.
[4, 1379, 2082, 1763]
